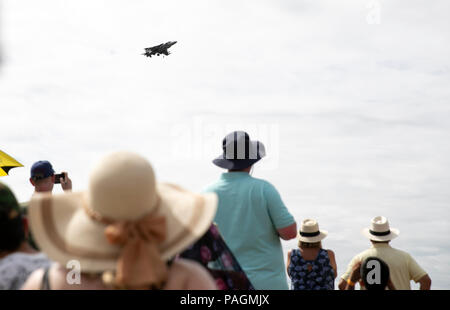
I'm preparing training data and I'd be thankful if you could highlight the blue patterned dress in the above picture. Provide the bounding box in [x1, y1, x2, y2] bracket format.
[288, 248, 335, 290]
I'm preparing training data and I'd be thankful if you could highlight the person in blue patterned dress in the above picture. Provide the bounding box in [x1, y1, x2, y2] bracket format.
[287, 219, 337, 290]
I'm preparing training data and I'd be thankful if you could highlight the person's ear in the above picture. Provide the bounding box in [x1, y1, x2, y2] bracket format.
[29, 178, 35, 186]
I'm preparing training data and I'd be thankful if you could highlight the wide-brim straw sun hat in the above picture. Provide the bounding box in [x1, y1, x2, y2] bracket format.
[362, 216, 399, 242]
[297, 219, 328, 243]
[28, 151, 218, 278]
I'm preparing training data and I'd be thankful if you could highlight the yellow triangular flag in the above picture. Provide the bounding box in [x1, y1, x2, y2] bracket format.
[0, 150, 24, 176]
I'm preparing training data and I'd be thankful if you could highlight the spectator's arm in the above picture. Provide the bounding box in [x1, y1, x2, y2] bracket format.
[286, 250, 292, 274]
[164, 259, 217, 290]
[387, 278, 396, 290]
[344, 282, 355, 290]
[21, 268, 45, 290]
[338, 278, 348, 290]
[343, 261, 362, 290]
[182, 260, 218, 290]
[277, 223, 297, 240]
[61, 172, 72, 192]
[327, 250, 338, 279]
[339, 256, 361, 290]
[418, 274, 431, 290]
[408, 254, 429, 289]
[263, 182, 296, 236]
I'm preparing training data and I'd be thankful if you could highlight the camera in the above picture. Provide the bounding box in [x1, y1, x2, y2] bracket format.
[54, 173, 65, 184]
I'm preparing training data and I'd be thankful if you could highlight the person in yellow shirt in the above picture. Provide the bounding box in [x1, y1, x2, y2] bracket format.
[339, 216, 431, 290]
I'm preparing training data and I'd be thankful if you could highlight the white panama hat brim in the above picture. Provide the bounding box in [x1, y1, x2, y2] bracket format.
[297, 230, 328, 243]
[361, 227, 400, 242]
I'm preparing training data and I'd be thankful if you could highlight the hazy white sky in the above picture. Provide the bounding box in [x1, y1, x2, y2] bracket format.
[1, 0, 449, 288]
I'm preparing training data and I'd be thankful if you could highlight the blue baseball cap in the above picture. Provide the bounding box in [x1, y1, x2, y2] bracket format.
[30, 161, 55, 180]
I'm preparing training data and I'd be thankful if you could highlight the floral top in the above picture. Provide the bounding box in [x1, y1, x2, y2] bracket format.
[287, 248, 335, 290]
[178, 224, 254, 290]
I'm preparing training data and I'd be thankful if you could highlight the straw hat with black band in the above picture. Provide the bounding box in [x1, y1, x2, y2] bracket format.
[362, 216, 399, 242]
[297, 219, 328, 243]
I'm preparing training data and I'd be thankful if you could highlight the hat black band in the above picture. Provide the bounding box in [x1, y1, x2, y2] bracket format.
[369, 229, 391, 236]
[300, 231, 320, 237]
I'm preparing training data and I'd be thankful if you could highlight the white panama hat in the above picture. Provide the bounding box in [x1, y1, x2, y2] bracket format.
[362, 216, 400, 242]
[297, 219, 328, 243]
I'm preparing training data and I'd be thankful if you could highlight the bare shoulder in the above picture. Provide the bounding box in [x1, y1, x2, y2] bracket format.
[327, 250, 337, 266]
[166, 259, 217, 290]
[21, 267, 45, 290]
[170, 259, 212, 278]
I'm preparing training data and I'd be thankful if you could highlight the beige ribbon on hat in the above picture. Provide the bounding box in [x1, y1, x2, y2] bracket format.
[83, 200, 168, 289]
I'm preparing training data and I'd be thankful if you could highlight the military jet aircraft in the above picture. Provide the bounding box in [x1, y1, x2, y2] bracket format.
[142, 41, 177, 58]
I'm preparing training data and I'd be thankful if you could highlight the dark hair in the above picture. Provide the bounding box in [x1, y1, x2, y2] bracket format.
[31, 175, 52, 184]
[228, 166, 252, 172]
[360, 257, 390, 290]
[298, 241, 322, 248]
[0, 183, 25, 251]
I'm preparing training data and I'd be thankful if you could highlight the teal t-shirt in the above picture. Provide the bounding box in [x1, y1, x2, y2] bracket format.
[204, 172, 295, 290]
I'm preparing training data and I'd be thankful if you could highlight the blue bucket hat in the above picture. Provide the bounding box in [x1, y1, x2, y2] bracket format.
[213, 131, 266, 170]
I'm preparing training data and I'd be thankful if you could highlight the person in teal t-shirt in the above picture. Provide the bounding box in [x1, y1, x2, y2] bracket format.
[204, 131, 297, 290]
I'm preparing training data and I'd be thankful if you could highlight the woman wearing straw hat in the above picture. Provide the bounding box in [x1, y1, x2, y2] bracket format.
[21, 151, 219, 290]
[286, 219, 337, 290]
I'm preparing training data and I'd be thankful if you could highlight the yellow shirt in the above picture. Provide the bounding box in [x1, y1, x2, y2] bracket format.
[341, 243, 427, 290]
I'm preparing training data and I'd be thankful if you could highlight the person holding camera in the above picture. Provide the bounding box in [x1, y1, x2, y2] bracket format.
[22, 161, 72, 250]
[29, 160, 72, 193]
